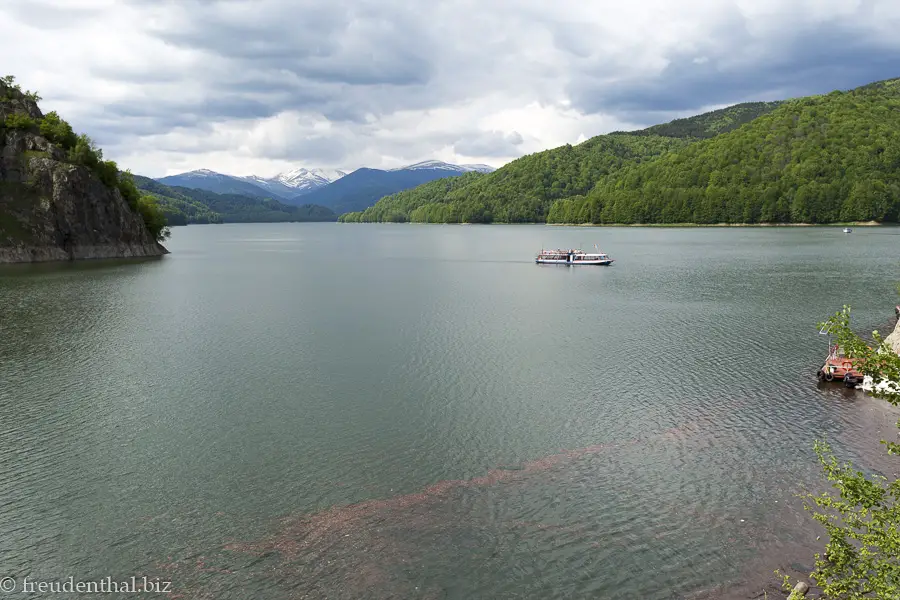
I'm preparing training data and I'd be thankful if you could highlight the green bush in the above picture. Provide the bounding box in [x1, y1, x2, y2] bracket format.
[67, 134, 102, 168]
[93, 160, 119, 189]
[4, 113, 37, 130]
[1, 75, 41, 103]
[116, 170, 142, 210]
[39, 111, 77, 149]
[136, 195, 170, 242]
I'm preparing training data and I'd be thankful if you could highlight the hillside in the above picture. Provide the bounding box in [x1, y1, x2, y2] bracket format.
[341, 81, 899, 224]
[339, 135, 692, 223]
[298, 164, 490, 214]
[157, 169, 280, 199]
[133, 176, 335, 224]
[612, 101, 783, 139]
[133, 175, 222, 224]
[551, 79, 900, 224]
[0, 76, 167, 262]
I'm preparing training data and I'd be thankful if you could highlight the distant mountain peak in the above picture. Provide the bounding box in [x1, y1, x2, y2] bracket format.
[181, 168, 225, 177]
[273, 167, 347, 188]
[390, 160, 495, 173]
[459, 163, 496, 173]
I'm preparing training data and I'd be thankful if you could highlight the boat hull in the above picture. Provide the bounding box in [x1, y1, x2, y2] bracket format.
[535, 259, 614, 266]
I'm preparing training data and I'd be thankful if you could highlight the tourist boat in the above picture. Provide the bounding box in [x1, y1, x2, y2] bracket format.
[535, 248, 614, 266]
[843, 227, 852, 233]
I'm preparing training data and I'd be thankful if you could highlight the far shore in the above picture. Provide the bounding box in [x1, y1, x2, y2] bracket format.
[338, 220, 893, 227]
[562, 220, 887, 228]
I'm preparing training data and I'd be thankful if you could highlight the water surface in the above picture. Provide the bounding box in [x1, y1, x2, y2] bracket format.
[2, 224, 899, 599]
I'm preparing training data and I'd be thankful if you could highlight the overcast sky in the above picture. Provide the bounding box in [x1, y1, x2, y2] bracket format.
[2, 0, 899, 178]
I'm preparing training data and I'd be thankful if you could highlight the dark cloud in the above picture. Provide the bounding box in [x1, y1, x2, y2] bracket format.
[5, 0, 900, 173]
[566, 17, 900, 120]
[152, 2, 435, 88]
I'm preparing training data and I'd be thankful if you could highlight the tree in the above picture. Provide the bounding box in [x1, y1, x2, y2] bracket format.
[39, 111, 77, 149]
[137, 195, 171, 242]
[67, 134, 102, 168]
[787, 306, 899, 598]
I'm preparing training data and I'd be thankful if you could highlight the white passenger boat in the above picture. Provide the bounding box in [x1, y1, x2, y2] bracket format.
[535, 248, 614, 266]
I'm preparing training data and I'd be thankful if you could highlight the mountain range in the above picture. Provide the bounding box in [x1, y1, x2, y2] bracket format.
[156, 167, 346, 199]
[340, 78, 900, 225]
[155, 161, 495, 214]
[239, 167, 348, 198]
[133, 175, 335, 225]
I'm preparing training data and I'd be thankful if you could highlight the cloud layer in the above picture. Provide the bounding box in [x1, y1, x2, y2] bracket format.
[2, 0, 899, 177]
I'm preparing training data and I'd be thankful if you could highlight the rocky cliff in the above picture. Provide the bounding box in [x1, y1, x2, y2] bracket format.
[884, 317, 900, 356]
[0, 81, 167, 263]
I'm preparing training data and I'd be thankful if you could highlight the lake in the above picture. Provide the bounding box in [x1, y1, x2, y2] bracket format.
[2, 223, 899, 599]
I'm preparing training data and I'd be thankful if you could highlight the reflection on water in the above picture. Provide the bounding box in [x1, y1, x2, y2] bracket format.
[1, 224, 898, 599]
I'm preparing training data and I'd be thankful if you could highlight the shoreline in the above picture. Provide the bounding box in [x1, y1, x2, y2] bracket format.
[560, 220, 885, 228]
[339, 220, 892, 227]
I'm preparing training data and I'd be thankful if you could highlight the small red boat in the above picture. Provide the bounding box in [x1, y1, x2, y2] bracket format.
[817, 344, 864, 388]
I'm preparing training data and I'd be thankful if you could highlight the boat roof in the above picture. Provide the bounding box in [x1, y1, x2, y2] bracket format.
[538, 248, 608, 255]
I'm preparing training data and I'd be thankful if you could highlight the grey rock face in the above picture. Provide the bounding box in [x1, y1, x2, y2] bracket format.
[0, 81, 167, 263]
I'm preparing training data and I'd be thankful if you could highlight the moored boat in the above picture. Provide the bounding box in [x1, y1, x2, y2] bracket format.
[817, 343, 863, 388]
[536, 248, 614, 266]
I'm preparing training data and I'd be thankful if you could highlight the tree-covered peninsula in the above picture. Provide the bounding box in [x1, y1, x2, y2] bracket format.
[340, 79, 900, 225]
[1, 75, 168, 262]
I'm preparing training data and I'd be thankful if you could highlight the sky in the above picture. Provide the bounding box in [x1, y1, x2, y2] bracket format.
[2, 0, 900, 178]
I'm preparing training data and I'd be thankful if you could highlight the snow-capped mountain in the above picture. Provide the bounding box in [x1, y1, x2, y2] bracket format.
[157, 169, 279, 198]
[390, 160, 495, 174]
[275, 167, 346, 187]
[299, 161, 497, 214]
[238, 167, 348, 197]
[167, 168, 228, 180]
[235, 175, 296, 198]
[157, 167, 348, 199]
[274, 168, 347, 192]
[156, 162, 490, 203]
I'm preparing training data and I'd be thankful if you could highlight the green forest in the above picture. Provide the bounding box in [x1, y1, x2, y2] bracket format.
[133, 176, 336, 225]
[340, 79, 900, 225]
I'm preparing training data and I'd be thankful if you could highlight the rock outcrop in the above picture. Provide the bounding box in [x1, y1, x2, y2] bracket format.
[884, 317, 900, 356]
[0, 81, 167, 263]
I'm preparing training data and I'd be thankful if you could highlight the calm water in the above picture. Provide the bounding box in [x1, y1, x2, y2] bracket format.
[2, 224, 899, 599]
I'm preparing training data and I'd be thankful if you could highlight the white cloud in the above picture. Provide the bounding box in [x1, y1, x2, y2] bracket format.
[1, 0, 898, 178]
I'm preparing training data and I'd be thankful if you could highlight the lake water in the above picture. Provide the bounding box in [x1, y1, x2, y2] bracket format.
[2, 223, 899, 599]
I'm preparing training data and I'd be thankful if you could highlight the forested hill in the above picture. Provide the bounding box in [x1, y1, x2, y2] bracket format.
[341, 135, 691, 223]
[133, 175, 335, 224]
[339, 101, 779, 223]
[340, 79, 899, 224]
[550, 79, 900, 224]
[614, 101, 783, 139]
